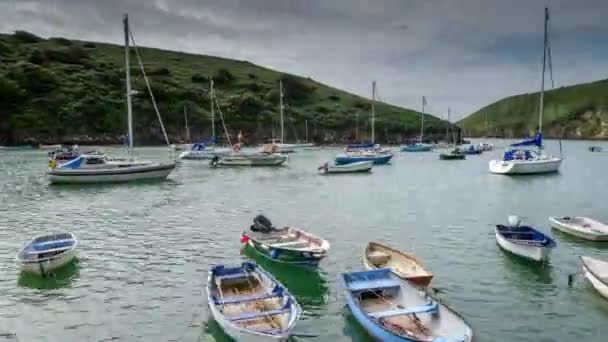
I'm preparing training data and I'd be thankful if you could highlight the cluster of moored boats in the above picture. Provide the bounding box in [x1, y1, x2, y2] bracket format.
[495, 215, 608, 300]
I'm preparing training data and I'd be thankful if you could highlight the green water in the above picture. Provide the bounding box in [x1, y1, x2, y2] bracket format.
[1, 140, 608, 341]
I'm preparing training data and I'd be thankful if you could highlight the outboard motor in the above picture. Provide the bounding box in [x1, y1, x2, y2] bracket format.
[251, 215, 275, 233]
[210, 155, 220, 167]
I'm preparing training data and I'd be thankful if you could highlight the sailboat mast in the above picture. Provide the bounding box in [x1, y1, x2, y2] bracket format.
[305, 119, 308, 142]
[538, 7, 549, 135]
[123, 14, 134, 160]
[420, 96, 425, 143]
[279, 80, 284, 143]
[210, 77, 215, 141]
[371, 81, 376, 144]
[184, 105, 190, 144]
[449, 108, 455, 145]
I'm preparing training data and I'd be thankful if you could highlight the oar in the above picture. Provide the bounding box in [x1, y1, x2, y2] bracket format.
[290, 331, 320, 338]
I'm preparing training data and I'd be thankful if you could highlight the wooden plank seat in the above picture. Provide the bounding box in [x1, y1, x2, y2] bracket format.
[219, 291, 280, 305]
[368, 302, 438, 319]
[228, 307, 291, 322]
[347, 278, 401, 292]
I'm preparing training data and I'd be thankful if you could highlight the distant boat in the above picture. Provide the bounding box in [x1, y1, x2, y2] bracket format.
[455, 145, 483, 155]
[363, 242, 433, 287]
[495, 216, 556, 262]
[214, 153, 287, 167]
[401, 96, 432, 153]
[479, 143, 494, 151]
[48, 14, 175, 183]
[439, 151, 466, 160]
[341, 268, 473, 342]
[580, 256, 608, 299]
[241, 215, 330, 266]
[589, 146, 602, 152]
[16, 233, 78, 275]
[489, 7, 562, 175]
[549, 216, 608, 241]
[318, 161, 372, 174]
[335, 152, 392, 165]
[207, 261, 301, 341]
[179, 138, 231, 160]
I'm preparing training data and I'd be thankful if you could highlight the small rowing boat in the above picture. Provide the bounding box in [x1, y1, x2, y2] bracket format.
[207, 261, 301, 341]
[318, 161, 373, 174]
[16, 233, 78, 275]
[495, 216, 556, 262]
[549, 216, 608, 241]
[363, 242, 433, 287]
[241, 215, 330, 266]
[581, 256, 608, 299]
[341, 268, 473, 341]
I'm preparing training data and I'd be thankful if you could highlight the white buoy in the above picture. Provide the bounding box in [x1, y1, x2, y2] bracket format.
[508, 215, 521, 228]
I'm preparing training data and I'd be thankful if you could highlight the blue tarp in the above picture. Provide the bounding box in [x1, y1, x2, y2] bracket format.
[511, 133, 542, 148]
[58, 156, 84, 169]
[191, 137, 216, 151]
[346, 142, 374, 149]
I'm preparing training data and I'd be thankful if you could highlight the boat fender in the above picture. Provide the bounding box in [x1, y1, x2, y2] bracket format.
[269, 249, 279, 259]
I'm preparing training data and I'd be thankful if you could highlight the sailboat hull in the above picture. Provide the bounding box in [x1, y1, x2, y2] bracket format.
[48, 163, 175, 183]
[489, 158, 561, 175]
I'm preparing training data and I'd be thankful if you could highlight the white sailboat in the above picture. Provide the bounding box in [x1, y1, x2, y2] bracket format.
[269, 81, 313, 153]
[48, 14, 175, 184]
[401, 96, 432, 152]
[489, 7, 562, 175]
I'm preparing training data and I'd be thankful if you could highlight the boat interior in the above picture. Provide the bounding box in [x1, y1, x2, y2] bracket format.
[496, 225, 554, 246]
[366, 244, 430, 279]
[211, 265, 292, 335]
[21, 234, 75, 260]
[345, 270, 470, 341]
[252, 229, 323, 250]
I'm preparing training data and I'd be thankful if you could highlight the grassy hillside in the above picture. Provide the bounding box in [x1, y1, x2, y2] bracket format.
[0, 30, 453, 145]
[459, 79, 608, 139]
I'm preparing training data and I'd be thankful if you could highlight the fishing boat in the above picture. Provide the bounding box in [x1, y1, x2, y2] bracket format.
[207, 261, 301, 341]
[489, 8, 562, 175]
[318, 161, 372, 174]
[48, 15, 175, 184]
[495, 216, 556, 262]
[16, 233, 78, 275]
[341, 268, 473, 342]
[401, 96, 432, 153]
[580, 256, 608, 299]
[549, 216, 608, 241]
[363, 242, 433, 287]
[241, 215, 330, 266]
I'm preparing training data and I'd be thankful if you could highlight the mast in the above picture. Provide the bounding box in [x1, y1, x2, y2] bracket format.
[279, 80, 284, 143]
[123, 14, 134, 160]
[449, 108, 455, 145]
[371, 81, 376, 144]
[210, 77, 215, 142]
[305, 119, 308, 142]
[184, 105, 190, 144]
[420, 96, 426, 143]
[355, 112, 359, 141]
[538, 7, 549, 136]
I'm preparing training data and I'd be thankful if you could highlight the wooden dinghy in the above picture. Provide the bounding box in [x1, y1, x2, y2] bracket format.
[341, 268, 473, 342]
[241, 216, 330, 267]
[549, 216, 608, 241]
[581, 256, 608, 299]
[363, 242, 433, 287]
[207, 261, 301, 341]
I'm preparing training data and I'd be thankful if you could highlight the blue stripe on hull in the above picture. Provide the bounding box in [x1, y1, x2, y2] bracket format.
[335, 154, 392, 165]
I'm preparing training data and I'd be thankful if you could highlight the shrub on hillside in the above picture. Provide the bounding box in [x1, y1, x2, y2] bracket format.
[8, 62, 58, 93]
[328, 94, 340, 101]
[248, 73, 257, 79]
[246, 82, 263, 92]
[214, 68, 234, 84]
[0, 75, 24, 104]
[28, 49, 48, 65]
[315, 105, 330, 114]
[83, 42, 96, 48]
[191, 73, 208, 83]
[49, 37, 73, 46]
[147, 67, 170, 76]
[236, 92, 267, 117]
[45, 46, 89, 64]
[280, 74, 315, 102]
[0, 41, 10, 56]
[13, 31, 42, 43]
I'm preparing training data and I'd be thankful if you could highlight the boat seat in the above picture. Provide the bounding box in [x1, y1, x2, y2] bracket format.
[348, 278, 401, 292]
[368, 251, 391, 264]
[272, 240, 308, 248]
[369, 302, 438, 319]
[219, 291, 281, 305]
[229, 307, 291, 322]
[216, 272, 249, 281]
[31, 239, 73, 251]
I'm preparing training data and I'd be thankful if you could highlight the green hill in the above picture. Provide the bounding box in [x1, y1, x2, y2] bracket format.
[459, 79, 608, 139]
[0, 30, 453, 145]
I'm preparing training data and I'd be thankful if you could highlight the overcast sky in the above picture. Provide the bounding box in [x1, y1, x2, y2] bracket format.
[1, 0, 607, 120]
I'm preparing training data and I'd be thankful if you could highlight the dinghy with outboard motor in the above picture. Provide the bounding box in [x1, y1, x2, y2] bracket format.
[495, 215, 556, 262]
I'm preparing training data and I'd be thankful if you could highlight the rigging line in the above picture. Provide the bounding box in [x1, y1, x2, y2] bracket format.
[213, 92, 233, 146]
[547, 23, 554, 89]
[128, 29, 171, 148]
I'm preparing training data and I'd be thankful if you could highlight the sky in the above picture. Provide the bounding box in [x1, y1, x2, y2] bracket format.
[1, 0, 607, 121]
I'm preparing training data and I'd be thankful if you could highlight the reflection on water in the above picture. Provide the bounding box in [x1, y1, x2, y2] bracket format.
[17, 259, 80, 290]
[204, 318, 234, 342]
[341, 306, 374, 342]
[241, 244, 329, 315]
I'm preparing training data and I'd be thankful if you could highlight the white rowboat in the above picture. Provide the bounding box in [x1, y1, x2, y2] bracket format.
[581, 256, 608, 299]
[318, 161, 372, 174]
[549, 216, 608, 241]
[16, 233, 78, 275]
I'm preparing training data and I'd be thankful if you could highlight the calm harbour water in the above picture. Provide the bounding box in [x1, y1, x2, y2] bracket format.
[1, 139, 608, 341]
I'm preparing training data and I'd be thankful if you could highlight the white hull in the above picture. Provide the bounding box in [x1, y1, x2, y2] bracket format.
[489, 157, 561, 175]
[18, 249, 77, 275]
[581, 256, 608, 299]
[219, 154, 287, 166]
[495, 229, 551, 262]
[179, 149, 229, 160]
[208, 303, 289, 341]
[549, 217, 608, 241]
[48, 163, 175, 183]
[323, 161, 372, 174]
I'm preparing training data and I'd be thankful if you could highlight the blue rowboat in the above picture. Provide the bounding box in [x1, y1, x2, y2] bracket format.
[207, 261, 301, 341]
[400, 143, 432, 152]
[341, 268, 472, 342]
[335, 152, 393, 165]
[495, 216, 556, 262]
[16, 233, 78, 275]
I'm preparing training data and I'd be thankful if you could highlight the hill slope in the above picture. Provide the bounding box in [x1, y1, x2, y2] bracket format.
[459, 79, 608, 139]
[0, 31, 454, 145]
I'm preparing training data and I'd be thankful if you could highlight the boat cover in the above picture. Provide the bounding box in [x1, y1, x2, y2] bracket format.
[510, 133, 542, 148]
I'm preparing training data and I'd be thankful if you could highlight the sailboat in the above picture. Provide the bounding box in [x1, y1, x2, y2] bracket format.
[47, 14, 175, 184]
[172, 106, 192, 151]
[489, 7, 562, 175]
[335, 82, 393, 165]
[439, 108, 466, 160]
[266, 80, 314, 153]
[179, 78, 231, 160]
[401, 96, 432, 152]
